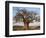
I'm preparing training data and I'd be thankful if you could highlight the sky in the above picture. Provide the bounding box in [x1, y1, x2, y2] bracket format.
[13, 7, 40, 17]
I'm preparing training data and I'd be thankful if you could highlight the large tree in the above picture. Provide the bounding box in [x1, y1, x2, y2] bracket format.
[15, 8, 33, 30]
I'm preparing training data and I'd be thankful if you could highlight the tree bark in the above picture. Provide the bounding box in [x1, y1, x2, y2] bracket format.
[23, 17, 29, 30]
[24, 22, 29, 30]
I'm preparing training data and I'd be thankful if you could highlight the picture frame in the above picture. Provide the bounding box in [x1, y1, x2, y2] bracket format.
[5, 1, 45, 37]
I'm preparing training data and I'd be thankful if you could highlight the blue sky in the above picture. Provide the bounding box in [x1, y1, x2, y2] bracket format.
[13, 7, 40, 16]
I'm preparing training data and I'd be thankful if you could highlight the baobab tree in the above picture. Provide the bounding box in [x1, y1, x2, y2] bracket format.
[15, 8, 33, 30]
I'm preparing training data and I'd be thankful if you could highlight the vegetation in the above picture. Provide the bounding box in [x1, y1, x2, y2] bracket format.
[13, 26, 40, 31]
[14, 8, 40, 30]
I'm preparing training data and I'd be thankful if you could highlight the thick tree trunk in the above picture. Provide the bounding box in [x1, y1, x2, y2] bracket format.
[24, 22, 29, 30]
[23, 17, 29, 30]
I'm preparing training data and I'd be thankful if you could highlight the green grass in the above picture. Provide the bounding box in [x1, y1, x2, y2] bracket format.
[13, 26, 40, 31]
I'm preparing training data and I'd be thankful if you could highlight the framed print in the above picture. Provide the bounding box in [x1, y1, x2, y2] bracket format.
[5, 1, 45, 37]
